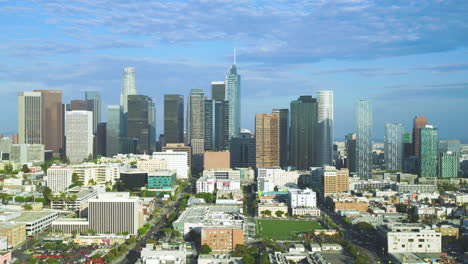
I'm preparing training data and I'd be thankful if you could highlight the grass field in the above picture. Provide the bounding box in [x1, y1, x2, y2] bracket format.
[256, 219, 322, 240]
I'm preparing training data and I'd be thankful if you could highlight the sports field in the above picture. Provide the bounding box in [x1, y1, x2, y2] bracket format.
[256, 219, 322, 240]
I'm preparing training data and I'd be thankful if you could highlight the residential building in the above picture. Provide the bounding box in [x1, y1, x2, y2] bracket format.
[88, 192, 143, 234]
[47, 165, 73, 193]
[127, 95, 156, 154]
[257, 167, 300, 192]
[419, 125, 438, 178]
[153, 151, 189, 179]
[164, 95, 184, 144]
[272, 109, 289, 167]
[204, 152, 230, 170]
[385, 123, 404, 171]
[256, 113, 280, 168]
[290, 96, 318, 170]
[0, 223, 26, 248]
[317, 91, 334, 167]
[9, 144, 44, 165]
[225, 63, 241, 138]
[288, 188, 317, 208]
[413, 116, 428, 157]
[71, 163, 120, 185]
[230, 131, 255, 168]
[439, 152, 458, 178]
[356, 100, 372, 179]
[439, 140, 461, 172]
[65, 111, 93, 163]
[201, 227, 244, 253]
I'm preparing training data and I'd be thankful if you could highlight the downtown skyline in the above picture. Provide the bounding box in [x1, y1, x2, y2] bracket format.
[0, 0, 467, 142]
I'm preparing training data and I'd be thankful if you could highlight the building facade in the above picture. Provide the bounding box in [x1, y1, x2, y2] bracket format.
[225, 64, 241, 138]
[317, 91, 334, 167]
[47, 165, 73, 193]
[164, 94, 184, 144]
[419, 125, 438, 178]
[272, 109, 289, 167]
[229, 131, 256, 168]
[384, 123, 404, 171]
[255, 113, 280, 168]
[65, 111, 93, 163]
[126, 95, 156, 154]
[356, 100, 372, 179]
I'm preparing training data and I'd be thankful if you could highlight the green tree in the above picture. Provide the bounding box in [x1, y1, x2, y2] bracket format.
[4, 163, 13, 173]
[104, 253, 116, 262]
[260, 252, 270, 264]
[200, 244, 212, 254]
[23, 204, 33, 211]
[355, 222, 375, 232]
[42, 186, 53, 205]
[35, 197, 45, 203]
[354, 255, 368, 264]
[22, 164, 31, 173]
[14, 196, 25, 202]
[71, 230, 78, 238]
[275, 211, 284, 218]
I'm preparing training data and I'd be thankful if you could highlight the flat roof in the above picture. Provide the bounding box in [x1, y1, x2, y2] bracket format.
[11, 211, 57, 223]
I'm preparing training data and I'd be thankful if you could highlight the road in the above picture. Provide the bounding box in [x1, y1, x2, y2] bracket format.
[121, 184, 191, 264]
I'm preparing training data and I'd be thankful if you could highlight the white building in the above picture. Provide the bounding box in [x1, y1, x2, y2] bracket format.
[11, 211, 59, 235]
[65, 111, 93, 164]
[3, 178, 22, 186]
[88, 192, 143, 235]
[137, 158, 168, 172]
[153, 151, 189, 179]
[47, 165, 73, 193]
[71, 163, 120, 185]
[288, 188, 317, 208]
[196, 177, 241, 193]
[203, 169, 241, 180]
[257, 167, 300, 192]
[387, 229, 441, 253]
[140, 243, 189, 264]
[9, 144, 45, 165]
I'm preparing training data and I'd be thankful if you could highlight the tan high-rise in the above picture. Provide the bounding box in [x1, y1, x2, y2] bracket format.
[413, 116, 428, 158]
[255, 113, 280, 167]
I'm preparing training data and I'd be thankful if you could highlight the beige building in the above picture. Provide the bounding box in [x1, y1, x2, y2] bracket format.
[255, 113, 279, 167]
[204, 152, 230, 170]
[319, 166, 349, 194]
[137, 159, 168, 172]
[0, 223, 26, 248]
[201, 227, 244, 253]
[258, 202, 288, 217]
[163, 143, 192, 170]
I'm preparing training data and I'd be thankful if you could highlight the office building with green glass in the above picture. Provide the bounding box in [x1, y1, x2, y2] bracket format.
[438, 151, 458, 178]
[147, 170, 177, 194]
[290, 96, 318, 170]
[419, 125, 438, 178]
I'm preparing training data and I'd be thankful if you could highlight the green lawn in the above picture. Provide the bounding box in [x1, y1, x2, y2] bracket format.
[256, 219, 322, 240]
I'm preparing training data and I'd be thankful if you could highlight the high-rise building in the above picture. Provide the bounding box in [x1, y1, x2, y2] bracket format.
[317, 91, 334, 167]
[35, 90, 63, 155]
[311, 166, 349, 194]
[187, 89, 205, 143]
[419, 125, 438, 178]
[153, 150, 189, 179]
[191, 138, 205, 173]
[120, 67, 137, 114]
[96, 122, 106, 157]
[255, 113, 280, 168]
[384, 123, 404, 171]
[18, 91, 42, 145]
[204, 100, 230, 151]
[126, 95, 156, 154]
[230, 131, 256, 168]
[70, 100, 89, 111]
[345, 133, 356, 172]
[65, 111, 93, 164]
[106, 105, 122, 157]
[439, 140, 461, 172]
[211, 81, 226, 101]
[356, 100, 372, 179]
[225, 63, 241, 139]
[164, 95, 184, 144]
[290, 96, 318, 170]
[88, 192, 142, 235]
[438, 152, 458, 178]
[403, 132, 413, 158]
[85, 91, 102, 134]
[272, 109, 289, 167]
[47, 165, 73, 193]
[413, 116, 428, 157]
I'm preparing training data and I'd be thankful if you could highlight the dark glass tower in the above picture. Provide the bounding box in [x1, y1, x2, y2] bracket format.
[205, 100, 230, 151]
[164, 94, 184, 144]
[211, 81, 226, 101]
[290, 96, 318, 170]
[272, 109, 289, 167]
[230, 131, 256, 168]
[127, 95, 155, 154]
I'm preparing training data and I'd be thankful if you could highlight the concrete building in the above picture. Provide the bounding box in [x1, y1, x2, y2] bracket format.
[162, 143, 191, 170]
[47, 165, 73, 193]
[51, 218, 89, 234]
[257, 167, 300, 192]
[137, 158, 168, 172]
[196, 177, 241, 193]
[153, 151, 189, 179]
[0, 223, 26, 248]
[288, 188, 317, 208]
[65, 111, 93, 163]
[198, 255, 243, 264]
[50, 186, 98, 211]
[140, 243, 189, 264]
[191, 138, 205, 173]
[387, 227, 441, 253]
[255, 113, 280, 167]
[71, 163, 120, 185]
[204, 152, 230, 170]
[311, 166, 349, 194]
[9, 144, 44, 165]
[88, 192, 143, 235]
[258, 202, 288, 217]
[11, 211, 59, 235]
[201, 227, 244, 253]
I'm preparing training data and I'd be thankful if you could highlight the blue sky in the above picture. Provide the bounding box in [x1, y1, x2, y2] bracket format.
[1, 0, 468, 142]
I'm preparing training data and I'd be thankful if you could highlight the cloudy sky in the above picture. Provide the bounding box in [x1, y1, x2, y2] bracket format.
[1, 0, 468, 142]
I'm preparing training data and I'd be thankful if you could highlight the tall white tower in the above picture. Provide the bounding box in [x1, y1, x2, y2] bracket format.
[120, 67, 137, 114]
[317, 90, 334, 166]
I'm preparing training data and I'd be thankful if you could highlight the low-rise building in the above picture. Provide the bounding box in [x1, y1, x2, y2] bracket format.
[0, 223, 26, 248]
[51, 218, 89, 234]
[196, 177, 240, 193]
[71, 163, 120, 185]
[147, 170, 177, 194]
[258, 202, 288, 217]
[382, 224, 442, 253]
[141, 242, 192, 264]
[137, 158, 168, 172]
[47, 165, 73, 193]
[292, 207, 321, 217]
[10, 211, 59, 235]
[50, 186, 98, 211]
[198, 254, 243, 264]
[201, 227, 244, 253]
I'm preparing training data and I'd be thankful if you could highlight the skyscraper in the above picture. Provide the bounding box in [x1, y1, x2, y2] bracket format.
[317, 91, 334, 166]
[164, 94, 184, 144]
[255, 113, 280, 167]
[120, 67, 137, 114]
[225, 63, 241, 139]
[345, 133, 356, 172]
[205, 100, 230, 151]
[70, 100, 89, 111]
[413, 116, 428, 157]
[18, 91, 42, 145]
[211, 81, 226, 101]
[272, 109, 289, 167]
[419, 125, 438, 178]
[85, 91, 102, 134]
[230, 131, 256, 168]
[96, 122, 106, 157]
[438, 152, 458, 178]
[65, 111, 93, 163]
[290, 96, 318, 170]
[384, 123, 404, 171]
[106, 105, 122, 156]
[356, 100, 372, 179]
[187, 89, 206, 143]
[127, 95, 156, 154]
